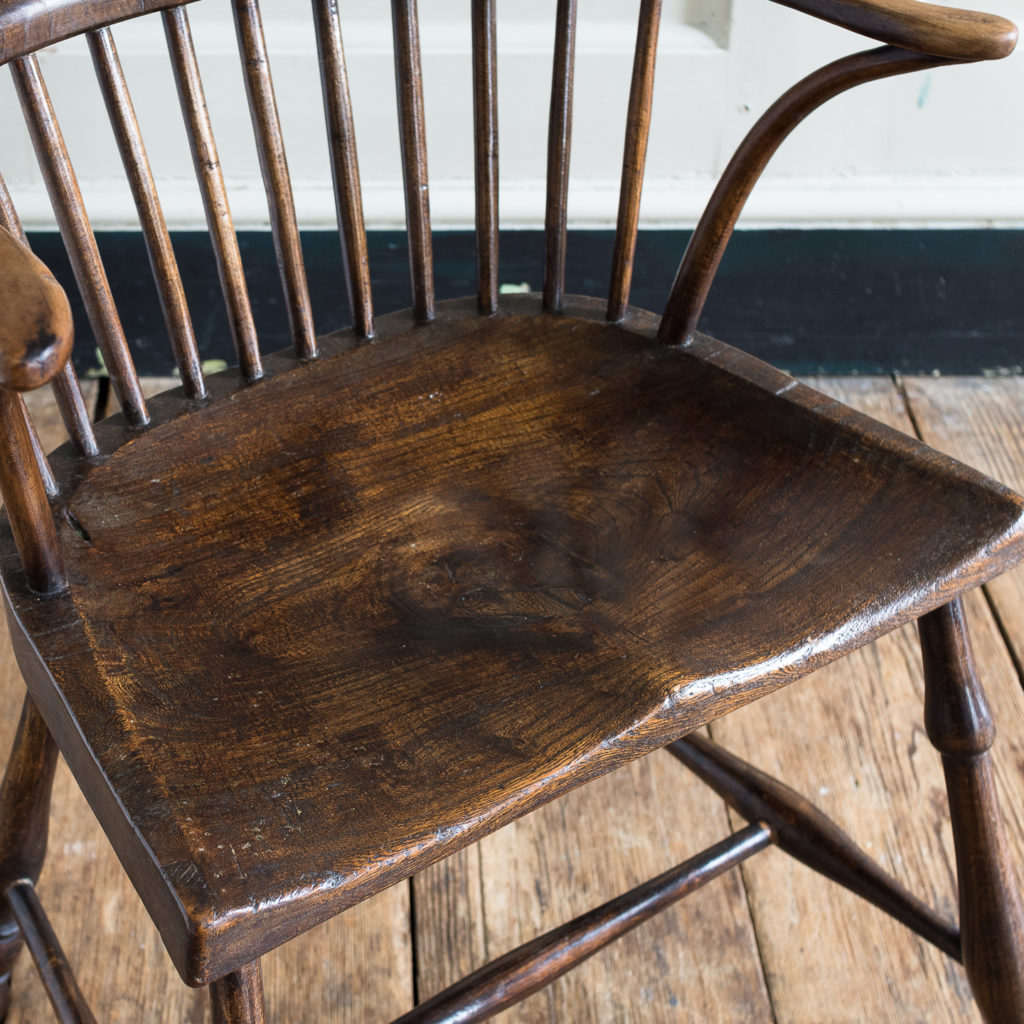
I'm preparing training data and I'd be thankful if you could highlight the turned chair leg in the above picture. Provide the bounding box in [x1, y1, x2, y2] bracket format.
[210, 962, 266, 1024]
[919, 598, 1024, 1023]
[0, 695, 58, 1020]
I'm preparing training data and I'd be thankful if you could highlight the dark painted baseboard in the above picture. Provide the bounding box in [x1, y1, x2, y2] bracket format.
[27, 229, 1024, 377]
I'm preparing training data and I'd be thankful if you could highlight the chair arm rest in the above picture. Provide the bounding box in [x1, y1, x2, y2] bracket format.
[771, 0, 1017, 61]
[0, 225, 73, 392]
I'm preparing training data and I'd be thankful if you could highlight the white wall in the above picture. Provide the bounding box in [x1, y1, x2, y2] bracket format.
[1, 0, 1021, 231]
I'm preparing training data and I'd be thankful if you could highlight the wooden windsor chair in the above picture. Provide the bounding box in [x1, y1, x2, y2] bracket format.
[0, 0, 1022, 1021]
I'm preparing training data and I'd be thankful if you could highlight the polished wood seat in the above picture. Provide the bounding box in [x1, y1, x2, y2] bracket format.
[1, 1, 1023, 1021]
[7, 295, 1023, 989]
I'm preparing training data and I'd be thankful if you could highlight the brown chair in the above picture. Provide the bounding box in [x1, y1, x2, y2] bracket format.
[0, 1, 1022, 1020]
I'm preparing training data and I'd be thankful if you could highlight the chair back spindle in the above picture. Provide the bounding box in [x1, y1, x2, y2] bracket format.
[10, 55, 149, 427]
[543, 0, 577, 313]
[231, 0, 317, 360]
[607, 0, 662, 323]
[313, 0, 374, 340]
[88, 26, 206, 400]
[0, 175, 26, 246]
[51, 364, 100, 458]
[0, 390, 65, 593]
[163, 7, 263, 381]
[472, 0, 499, 315]
[391, 0, 435, 323]
[25, 416, 58, 498]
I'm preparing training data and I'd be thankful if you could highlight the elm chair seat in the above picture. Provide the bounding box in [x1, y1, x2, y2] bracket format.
[6, 298, 1022, 985]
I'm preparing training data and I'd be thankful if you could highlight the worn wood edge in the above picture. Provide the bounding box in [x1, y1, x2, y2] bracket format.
[771, 0, 1017, 60]
[0, 535, 731, 988]
[0, 579, 199, 985]
[680, 351, 1024, 598]
[900, 378, 1024, 495]
[0, 0, 202, 66]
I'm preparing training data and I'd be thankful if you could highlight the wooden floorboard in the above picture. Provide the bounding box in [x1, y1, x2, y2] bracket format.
[901, 376, 1024, 676]
[4, 376, 1024, 1021]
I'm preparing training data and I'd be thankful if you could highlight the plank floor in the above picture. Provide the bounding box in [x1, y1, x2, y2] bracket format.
[4, 375, 1024, 1022]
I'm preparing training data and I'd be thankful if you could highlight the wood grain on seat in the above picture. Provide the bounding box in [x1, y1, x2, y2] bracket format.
[3, 296, 1021, 986]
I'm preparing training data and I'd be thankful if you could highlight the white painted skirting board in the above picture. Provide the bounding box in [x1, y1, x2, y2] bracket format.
[12, 176, 1024, 232]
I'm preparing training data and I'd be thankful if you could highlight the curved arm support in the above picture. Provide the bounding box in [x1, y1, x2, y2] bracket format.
[658, 46, 948, 347]
[772, 0, 1016, 61]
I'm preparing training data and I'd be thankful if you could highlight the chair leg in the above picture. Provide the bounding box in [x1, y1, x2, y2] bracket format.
[919, 598, 1024, 1023]
[0, 695, 58, 1021]
[210, 962, 266, 1024]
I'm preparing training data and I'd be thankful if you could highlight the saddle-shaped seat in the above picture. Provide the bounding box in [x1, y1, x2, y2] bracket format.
[6, 297, 1022, 986]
